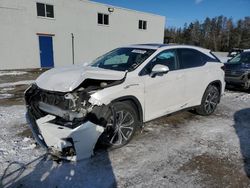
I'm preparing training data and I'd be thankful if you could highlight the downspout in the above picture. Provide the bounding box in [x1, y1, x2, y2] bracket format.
[71, 33, 75, 65]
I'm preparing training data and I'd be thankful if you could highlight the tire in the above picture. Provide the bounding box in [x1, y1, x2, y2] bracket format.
[100, 102, 138, 149]
[196, 85, 220, 116]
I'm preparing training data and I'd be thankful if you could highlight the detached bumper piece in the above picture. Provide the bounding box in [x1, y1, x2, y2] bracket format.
[34, 115, 104, 161]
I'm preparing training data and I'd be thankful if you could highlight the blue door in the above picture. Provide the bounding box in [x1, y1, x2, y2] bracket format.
[39, 35, 54, 68]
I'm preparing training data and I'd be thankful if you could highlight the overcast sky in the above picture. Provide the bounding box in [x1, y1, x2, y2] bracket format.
[92, 0, 250, 28]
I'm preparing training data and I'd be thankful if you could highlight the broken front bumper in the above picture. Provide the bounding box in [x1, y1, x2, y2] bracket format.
[26, 112, 104, 161]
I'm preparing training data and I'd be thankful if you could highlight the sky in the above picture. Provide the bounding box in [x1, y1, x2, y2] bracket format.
[91, 0, 250, 28]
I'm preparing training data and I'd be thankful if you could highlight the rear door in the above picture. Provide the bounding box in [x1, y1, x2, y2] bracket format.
[176, 48, 210, 107]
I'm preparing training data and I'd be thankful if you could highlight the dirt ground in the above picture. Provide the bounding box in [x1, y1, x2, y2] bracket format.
[0, 70, 250, 188]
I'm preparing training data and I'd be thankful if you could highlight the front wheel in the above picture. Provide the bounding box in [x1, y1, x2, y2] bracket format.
[100, 102, 138, 149]
[196, 85, 220, 116]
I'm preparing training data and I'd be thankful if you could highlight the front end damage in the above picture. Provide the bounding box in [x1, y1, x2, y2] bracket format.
[25, 78, 123, 161]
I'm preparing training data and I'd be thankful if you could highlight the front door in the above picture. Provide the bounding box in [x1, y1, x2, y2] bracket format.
[143, 50, 186, 122]
[38, 35, 54, 68]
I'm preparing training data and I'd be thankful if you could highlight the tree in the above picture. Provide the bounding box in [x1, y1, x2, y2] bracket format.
[164, 16, 250, 51]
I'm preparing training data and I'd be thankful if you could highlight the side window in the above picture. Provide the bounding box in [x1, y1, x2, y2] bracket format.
[151, 50, 177, 70]
[178, 49, 205, 69]
[141, 50, 177, 75]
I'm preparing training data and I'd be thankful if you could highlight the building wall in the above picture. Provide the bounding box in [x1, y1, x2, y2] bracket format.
[0, 0, 165, 70]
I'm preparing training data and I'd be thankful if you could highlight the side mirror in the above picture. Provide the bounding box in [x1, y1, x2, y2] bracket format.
[150, 64, 169, 77]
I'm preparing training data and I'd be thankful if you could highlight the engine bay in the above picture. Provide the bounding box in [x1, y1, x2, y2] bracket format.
[24, 78, 124, 161]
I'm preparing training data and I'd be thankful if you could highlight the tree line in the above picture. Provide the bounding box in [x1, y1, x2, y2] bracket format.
[164, 16, 250, 52]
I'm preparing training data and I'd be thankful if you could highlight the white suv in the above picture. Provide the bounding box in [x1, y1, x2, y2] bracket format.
[25, 44, 225, 160]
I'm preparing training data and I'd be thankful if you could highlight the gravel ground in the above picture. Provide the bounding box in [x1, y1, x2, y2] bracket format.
[0, 70, 250, 188]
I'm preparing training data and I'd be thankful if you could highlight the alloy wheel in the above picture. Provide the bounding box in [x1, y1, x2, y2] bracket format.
[204, 89, 219, 114]
[106, 110, 135, 146]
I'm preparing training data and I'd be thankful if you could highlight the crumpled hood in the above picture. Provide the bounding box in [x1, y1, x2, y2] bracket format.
[36, 65, 126, 92]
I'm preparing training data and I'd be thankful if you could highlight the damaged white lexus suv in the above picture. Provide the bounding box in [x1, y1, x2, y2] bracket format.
[25, 44, 225, 161]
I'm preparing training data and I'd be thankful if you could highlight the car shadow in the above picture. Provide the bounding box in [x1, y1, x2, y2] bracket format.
[233, 108, 250, 177]
[1, 149, 117, 188]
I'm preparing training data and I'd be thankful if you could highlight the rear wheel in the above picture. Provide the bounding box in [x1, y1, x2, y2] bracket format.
[100, 102, 138, 149]
[196, 85, 220, 116]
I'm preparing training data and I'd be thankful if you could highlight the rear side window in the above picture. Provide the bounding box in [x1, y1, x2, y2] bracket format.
[178, 49, 214, 69]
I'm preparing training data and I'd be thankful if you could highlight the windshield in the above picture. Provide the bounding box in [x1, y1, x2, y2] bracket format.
[91, 48, 155, 71]
[228, 52, 250, 64]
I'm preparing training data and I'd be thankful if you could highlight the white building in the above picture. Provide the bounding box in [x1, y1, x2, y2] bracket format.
[0, 0, 165, 70]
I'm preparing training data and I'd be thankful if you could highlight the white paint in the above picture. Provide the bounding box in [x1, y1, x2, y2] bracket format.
[0, 0, 165, 70]
[88, 45, 225, 122]
[36, 64, 125, 92]
[36, 45, 225, 124]
[36, 115, 104, 161]
[28, 44, 225, 161]
[144, 67, 187, 120]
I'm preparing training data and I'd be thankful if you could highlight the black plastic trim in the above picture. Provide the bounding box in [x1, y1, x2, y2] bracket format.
[112, 96, 143, 124]
[26, 110, 48, 148]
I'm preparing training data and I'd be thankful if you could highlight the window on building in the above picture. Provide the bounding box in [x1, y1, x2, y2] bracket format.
[98, 13, 109, 25]
[46, 4, 54, 18]
[139, 20, 147, 30]
[36, 3, 54, 18]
